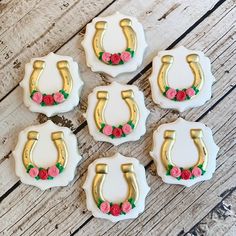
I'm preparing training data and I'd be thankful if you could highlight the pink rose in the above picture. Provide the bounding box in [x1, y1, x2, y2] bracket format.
[181, 169, 192, 180]
[121, 201, 132, 213]
[186, 88, 195, 97]
[110, 54, 121, 64]
[192, 167, 202, 177]
[32, 92, 43, 104]
[176, 90, 186, 101]
[120, 51, 131, 62]
[29, 167, 39, 178]
[102, 52, 111, 62]
[100, 201, 110, 214]
[102, 125, 113, 136]
[170, 166, 181, 178]
[122, 124, 132, 135]
[48, 165, 59, 177]
[53, 92, 65, 103]
[166, 88, 177, 99]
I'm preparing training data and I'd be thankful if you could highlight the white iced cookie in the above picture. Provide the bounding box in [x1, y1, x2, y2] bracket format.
[86, 82, 150, 146]
[13, 120, 82, 190]
[149, 46, 215, 112]
[83, 153, 150, 222]
[150, 118, 219, 187]
[82, 12, 147, 77]
[20, 52, 84, 117]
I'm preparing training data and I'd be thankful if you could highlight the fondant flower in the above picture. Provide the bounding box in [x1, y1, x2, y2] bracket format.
[100, 201, 110, 214]
[53, 92, 65, 103]
[29, 167, 39, 178]
[112, 128, 123, 138]
[110, 54, 121, 64]
[120, 51, 131, 62]
[181, 169, 192, 180]
[176, 90, 186, 101]
[122, 124, 132, 135]
[43, 95, 54, 105]
[186, 88, 195, 97]
[121, 201, 132, 213]
[48, 165, 59, 177]
[110, 204, 121, 216]
[170, 166, 181, 178]
[192, 167, 202, 177]
[102, 52, 111, 62]
[38, 169, 49, 180]
[32, 92, 43, 104]
[103, 125, 113, 136]
[166, 88, 177, 99]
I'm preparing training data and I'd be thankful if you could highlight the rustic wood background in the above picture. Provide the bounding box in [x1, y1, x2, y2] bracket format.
[0, 0, 235, 235]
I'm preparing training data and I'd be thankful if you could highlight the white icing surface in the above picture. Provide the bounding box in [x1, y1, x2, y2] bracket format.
[149, 46, 215, 112]
[13, 120, 82, 190]
[86, 82, 150, 146]
[20, 52, 84, 117]
[83, 153, 150, 222]
[82, 12, 147, 77]
[150, 118, 219, 187]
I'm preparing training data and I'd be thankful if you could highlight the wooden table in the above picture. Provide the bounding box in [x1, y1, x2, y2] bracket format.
[0, 0, 235, 235]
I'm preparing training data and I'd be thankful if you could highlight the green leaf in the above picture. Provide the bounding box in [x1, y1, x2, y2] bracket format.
[110, 134, 115, 139]
[64, 92, 69, 99]
[35, 176, 40, 180]
[121, 133, 126, 137]
[47, 176, 54, 180]
[99, 52, 103, 60]
[177, 177, 181, 180]
[41, 102, 46, 106]
[167, 164, 173, 170]
[126, 48, 131, 52]
[198, 164, 203, 169]
[165, 86, 170, 91]
[166, 170, 170, 176]
[101, 123, 106, 129]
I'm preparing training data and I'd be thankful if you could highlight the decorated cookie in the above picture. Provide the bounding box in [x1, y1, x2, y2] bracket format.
[149, 46, 215, 112]
[13, 120, 82, 190]
[150, 118, 219, 187]
[86, 82, 149, 146]
[82, 12, 147, 77]
[83, 153, 150, 222]
[20, 52, 84, 117]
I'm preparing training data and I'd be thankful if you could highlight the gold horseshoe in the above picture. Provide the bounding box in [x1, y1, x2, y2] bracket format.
[29, 60, 73, 94]
[161, 129, 208, 171]
[93, 19, 137, 59]
[158, 54, 204, 94]
[92, 163, 139, 205]
[22, 131, 68, 169]
[94, 90, 139, 130]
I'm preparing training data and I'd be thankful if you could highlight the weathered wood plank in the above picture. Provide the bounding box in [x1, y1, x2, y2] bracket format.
[0, 0, 114, 99]
[186, 189, 236, 236]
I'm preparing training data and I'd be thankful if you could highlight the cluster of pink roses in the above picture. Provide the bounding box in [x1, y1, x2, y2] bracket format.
[165, 86, 198, 101]
[100, 48, 134, 65]
[101, 122, 134, 138]
[168, 165, 205, 180]
[27, 163, 64, 180]
[99, 198, 135, 216]
[31, 90, 68, 106]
